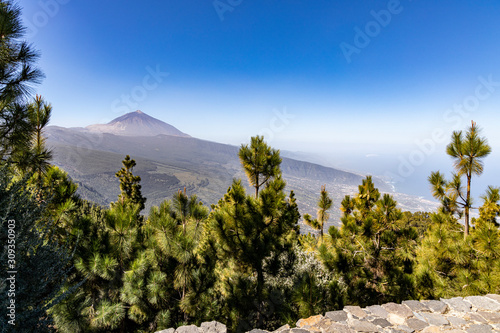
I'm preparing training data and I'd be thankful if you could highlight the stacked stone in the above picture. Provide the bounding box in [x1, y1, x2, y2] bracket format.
[275, 294, 500, 333]
[156, 321, 227, 333]
[155, 294, 500, 333]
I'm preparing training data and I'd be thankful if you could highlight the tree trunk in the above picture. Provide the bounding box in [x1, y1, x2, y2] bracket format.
[255, 146, 260, 199]
[465, 172, 471, 238]
[183, 284, 188, 322]
[256, 266, 264, 326]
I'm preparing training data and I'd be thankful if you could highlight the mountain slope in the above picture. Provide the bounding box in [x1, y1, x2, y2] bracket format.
[46, 112, 438, 228]
[86, 110, 190, 137]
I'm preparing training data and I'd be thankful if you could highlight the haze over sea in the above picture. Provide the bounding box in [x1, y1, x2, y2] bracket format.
[18, 0, 500, 202]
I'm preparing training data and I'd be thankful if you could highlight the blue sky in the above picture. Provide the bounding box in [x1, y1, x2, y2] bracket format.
[17, 0, 500, 199]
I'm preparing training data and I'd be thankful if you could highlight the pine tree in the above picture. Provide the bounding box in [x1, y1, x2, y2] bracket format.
[304, 185, 333, 239]
[319, 176, 417, 306]
[50, 159, 152, 332]
[289, 247, 344, 319]
[38, 166, 79, 245]
[0, 167, 72, 332]
[145, 190, 210, 327]
[27, 96, 52, 183]
[0, 1, 44, 162]
[205, 179, 300, 330]
[471, 219, 500, 294]
[51, 196, 156, 332]
[400, 211, 432, 237]
[477, 186, 500, 227]
[238, 135, 282, 198]
[201, 137, 300, 331]
[356, 175, 380, 217]
[340, 195, 354, 217]
[8, 95, 53, 193]
[429, 121, 491, 238]
[414, 208, 500, 299]
[115, 155, 146, 211]
[414, 212, 466, 299]
[49, 201, 111, 333]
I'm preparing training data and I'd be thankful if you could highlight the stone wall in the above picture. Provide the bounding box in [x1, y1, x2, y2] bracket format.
[156, 321, 227, 333]
[156, 294, 500, 333]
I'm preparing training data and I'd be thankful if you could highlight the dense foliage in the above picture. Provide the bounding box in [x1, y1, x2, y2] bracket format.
[6, 132, 499, 332]
[2, 1, 500, 332]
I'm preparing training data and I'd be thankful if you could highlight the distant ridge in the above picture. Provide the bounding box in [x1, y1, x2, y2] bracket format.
[46, 113, 438, 221]
[86, 110, 190, 137]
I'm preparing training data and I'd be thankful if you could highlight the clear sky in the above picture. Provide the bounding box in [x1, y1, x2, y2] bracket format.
[17, 0, 500, 199]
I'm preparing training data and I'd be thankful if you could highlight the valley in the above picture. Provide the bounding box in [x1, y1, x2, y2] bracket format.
[46, 111, 438, 230]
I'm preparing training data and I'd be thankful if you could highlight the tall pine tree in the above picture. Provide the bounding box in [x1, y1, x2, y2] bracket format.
[304, 185, 333, 239]
[429, 121, 491, 238]
[201, 136, 300, 331]
[115, 155, 146, 211]
[319, 176, 417, 306]
[0, 1, 44, 163]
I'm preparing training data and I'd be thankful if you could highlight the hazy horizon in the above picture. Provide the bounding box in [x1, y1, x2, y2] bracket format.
[48, 109, 500, 206]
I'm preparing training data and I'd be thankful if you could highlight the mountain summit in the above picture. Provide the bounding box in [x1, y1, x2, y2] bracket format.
[86, 111, 190, 137]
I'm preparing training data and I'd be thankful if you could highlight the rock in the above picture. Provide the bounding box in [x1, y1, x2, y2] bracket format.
[421, 327, 441, 333]
[405, 318, 429, 331]
[371, 318, 392, 328]
[477, 311, 500, 324]
[412, 312, 427, 322]
[403, 300, 430, 313]
[485, 294, 500, 303]
[349, 319, 381, 332]
[313, 318, 333, 331]
[344, 306, 368, 319]
[465, 313, 489, 324]
[290, 329, 311, 333]
[176, 326, 202, 333]
[421, 300, 448, 314]
[273, 324, 290, 333]
[322, 323, 355, 333]
[396, 325, 414, 333]
[382, 303, 414, 325]
[201, 321, 227, 333]
[296, 315, 323, 328]
[466, 324, 492, 333]
[365, 305, 389, 319]
[465, 296, 500, 312]
[447, 316, 467, 327]
[174, 294, 500, 333]
[420, 313, 449, 326]
[325, 310, 348, 322]
[441, 297, 472, 313]
[305, 324, 323, 333]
